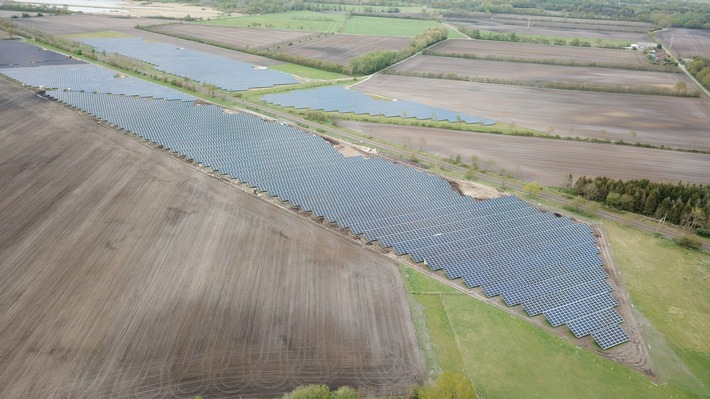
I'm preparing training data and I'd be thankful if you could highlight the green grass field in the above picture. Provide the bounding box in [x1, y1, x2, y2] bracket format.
[343, 16, 466, 38]
[603, 222, 710, 396]
[269, 63, 347, 80]
[62, 30, 131, 40]
[201, 11, 345, 32]
[403, 216, 710, 398]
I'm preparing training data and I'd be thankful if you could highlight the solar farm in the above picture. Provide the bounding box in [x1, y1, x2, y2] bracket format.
[3, 4, 710, 395]
[80, 37, 299, 91]
[262, 86, 496, 125]
[0, 47, 423, 397]
[0, 40, 630, 352]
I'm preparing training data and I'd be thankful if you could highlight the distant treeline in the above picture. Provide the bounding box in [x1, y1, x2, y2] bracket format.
[687, 57, 710, 91]
[574, 176, 710, 230]
[155, 0, 710, 29]
[350, 27, 447, 75]
[436, 0, 710, 29]
[0, 2, 70, 14]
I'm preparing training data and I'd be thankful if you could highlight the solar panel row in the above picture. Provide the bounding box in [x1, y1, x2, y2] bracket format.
[0, 40, 84, 68]
[0, 64, 195, 101]
[80, 37, 298, 91]
[2, 42, 629, 350]
[261, 86, 496, 125]
[46, 89, 627, 349]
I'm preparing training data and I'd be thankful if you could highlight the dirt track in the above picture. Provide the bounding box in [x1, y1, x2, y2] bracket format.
[340, 121, 710, 185]
[430, 39, 648, 65]
[392, 55, 691, 91]
[355, 74, 710, 151]
[0, 78, 423, 398]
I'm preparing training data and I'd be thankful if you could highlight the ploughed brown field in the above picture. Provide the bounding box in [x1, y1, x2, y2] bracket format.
[355, 74, 710, 151]
[14, 14, 285, 66]
[0, 78, 423, 398]
[390, 55, 692, 91]
[429, 39, 648, 65]
[340, 121, 710, 185]
[451, 18, 648, 43]
[656, 28, 710, 58]
[275, 34, 411, 66]
[448, 13, 652, 33]
[148, 23, 317, 50]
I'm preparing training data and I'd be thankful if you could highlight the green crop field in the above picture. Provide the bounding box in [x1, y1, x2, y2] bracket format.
[403, 218, 710, 398]
[269, 63, 347, 80]
[62, 30, 131, 40]
[343, 16, 466, 38]
[201, 11, 346, 32]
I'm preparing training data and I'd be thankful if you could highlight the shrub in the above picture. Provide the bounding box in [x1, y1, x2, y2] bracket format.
[333, 386, 358, 399]
[286, 384, 332, 399]
[675, 235, 702, 250]
[416, 372, 476, 399]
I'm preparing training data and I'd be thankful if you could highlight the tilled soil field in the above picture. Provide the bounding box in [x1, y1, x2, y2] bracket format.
[657, 28, 710, 58]
[429, 39, 648, 65]
[148, 23, 317, 50]
[355, 75, 710, 151]
[391, 55, 691, 91]
[275, 34, 411, 66]
[340, 121, 710, 185]
[449, 13, 653, 33]
[452, 19, 648, 42]
[0, 78, 423, 398]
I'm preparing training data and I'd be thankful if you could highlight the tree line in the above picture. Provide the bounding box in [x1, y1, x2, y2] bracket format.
[434, 0, 710, 29]
[687, 57, 710, 92]
[573, 176, 710, 231]
[349, 26, 447, 75]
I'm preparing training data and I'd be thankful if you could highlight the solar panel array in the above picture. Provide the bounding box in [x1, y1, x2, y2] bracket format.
[0, 64, 195, 101]
[0, 40, 84, 68]
[80, 37, 299, 91]
[3, 41, 629, 350]
[261, 86, 496, 125]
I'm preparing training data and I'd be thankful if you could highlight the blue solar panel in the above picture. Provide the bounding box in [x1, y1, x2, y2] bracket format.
[3, 42, 628, 350]
[261, 86, 495, 125]
[80, 37, 298, 91]
[591, 324, 630, 350]
[0, 64, 194, 101]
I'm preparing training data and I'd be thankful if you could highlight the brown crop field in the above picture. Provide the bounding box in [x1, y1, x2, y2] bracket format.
[149, 23, 317, 50]
[355, 75, 710, 151]
[275, 34, 411, 66]
[449, 13, 652, 33]
[0, 78, 423, 398]
[14, 14, 285, 66]
[450, 18, 648, 43]
[430, 39, 648, 65]
[657, 28, 710, 58]
[340, 121, 710, 185]
[391, 55, 691, 91]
